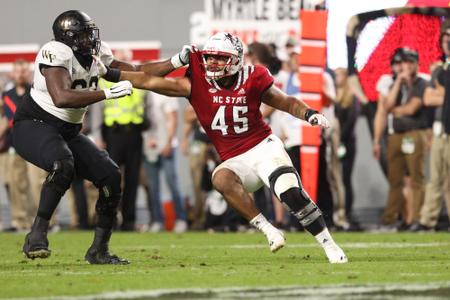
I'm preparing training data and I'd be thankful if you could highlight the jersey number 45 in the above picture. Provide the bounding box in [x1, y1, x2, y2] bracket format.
[211, 105, 248, 135]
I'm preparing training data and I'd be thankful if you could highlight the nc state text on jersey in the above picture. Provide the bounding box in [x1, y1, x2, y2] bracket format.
[212, 96, 247, 104]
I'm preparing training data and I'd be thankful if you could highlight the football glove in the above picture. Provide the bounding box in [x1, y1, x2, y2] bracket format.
[103, 80, 133, 99]
[305, 109, 330, 128]
[170, 45, 193, 68]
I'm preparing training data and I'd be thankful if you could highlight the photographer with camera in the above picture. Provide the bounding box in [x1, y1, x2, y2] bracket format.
[380, 47, 428, 229]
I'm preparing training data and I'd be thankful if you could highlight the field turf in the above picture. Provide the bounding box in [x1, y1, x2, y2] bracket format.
[0, 231, 449, 299]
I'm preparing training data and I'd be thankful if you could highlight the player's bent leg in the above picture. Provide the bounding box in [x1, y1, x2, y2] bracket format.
[269, 166, 347, 263]
[212, 168, 285, 253]
[23, 158, 75, 259]
[85, 169, 129, 265]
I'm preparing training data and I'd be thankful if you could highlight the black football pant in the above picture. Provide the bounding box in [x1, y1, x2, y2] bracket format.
[12, 119, 120, 224]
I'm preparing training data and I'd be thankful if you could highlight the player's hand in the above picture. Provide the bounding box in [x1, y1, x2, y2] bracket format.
[171, 45, 193, 68]
[103, 80, 132, 99]
[93, 55, 107, 76]
[307, 113, 330, 128]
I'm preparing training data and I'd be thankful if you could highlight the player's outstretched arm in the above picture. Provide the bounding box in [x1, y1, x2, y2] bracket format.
[94, 55, 190, 98]
[261, 85, 330, 128]
[43, 67, 132, 108]
[110, 45, 192, 77]
[119, 71, 191, 98]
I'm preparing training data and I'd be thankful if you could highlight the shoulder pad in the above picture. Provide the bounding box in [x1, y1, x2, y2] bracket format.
[38, 41, 72, 67]
[99, 41, 114, 66]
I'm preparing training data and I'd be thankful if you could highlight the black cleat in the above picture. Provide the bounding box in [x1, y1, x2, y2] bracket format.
[85, 245, 129, 265]
[23, 233, 51, 259]
[85, 227, 129, 264]
[23, 217, 51, 260]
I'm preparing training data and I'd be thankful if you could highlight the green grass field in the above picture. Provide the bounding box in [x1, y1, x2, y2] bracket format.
[0, 231, 449, 299]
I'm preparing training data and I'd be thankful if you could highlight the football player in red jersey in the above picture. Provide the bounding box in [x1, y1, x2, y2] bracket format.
[97, 32, 347, 263]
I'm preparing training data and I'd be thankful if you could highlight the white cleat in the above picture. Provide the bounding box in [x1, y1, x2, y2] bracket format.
[266, 230, 286, 253]
[324, 243, 348, 264]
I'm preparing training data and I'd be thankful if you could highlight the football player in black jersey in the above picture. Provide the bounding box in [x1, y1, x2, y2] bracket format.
[13, 10, 190, 264]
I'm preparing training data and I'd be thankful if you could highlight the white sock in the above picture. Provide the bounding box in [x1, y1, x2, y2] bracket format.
[249, 213, 276, 236]
[314, 228, 335, 248]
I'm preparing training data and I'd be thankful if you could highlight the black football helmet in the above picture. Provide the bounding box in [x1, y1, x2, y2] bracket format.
[52, 10, 100, 55]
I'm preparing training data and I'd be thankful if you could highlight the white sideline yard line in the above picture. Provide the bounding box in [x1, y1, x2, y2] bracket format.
[119, 242, 450, 250]
[229, 242, 450, 249]
[7, 282, 450, 300]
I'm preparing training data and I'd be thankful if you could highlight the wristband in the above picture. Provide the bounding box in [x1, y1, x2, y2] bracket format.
[304, 109, 319, 121]
[104, 66, 121, 82]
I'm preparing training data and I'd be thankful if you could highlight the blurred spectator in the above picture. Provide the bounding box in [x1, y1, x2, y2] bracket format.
[320, 69, 347, 229]
[181, 104, 210, 230]
[143, 93, 187, 233]
[246, 42, 282, 75]
[92, 49, 148, 231]
[0, 60, 48, 231]
[202, 146, 239, 232]
[373, 50, 405, 176]
[381, 48, 427, 228]
[334, 67, 361, 229]
[374, 49, 417, 229]
[414, 21, 450, 231]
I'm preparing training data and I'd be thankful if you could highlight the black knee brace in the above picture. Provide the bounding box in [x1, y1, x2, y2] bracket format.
[95, 169, 122, 217]
[269, 166, 325, 235]
[269, 166, 309, 209]
[44, 159, 75, 195]
[269, 166, 300, 194]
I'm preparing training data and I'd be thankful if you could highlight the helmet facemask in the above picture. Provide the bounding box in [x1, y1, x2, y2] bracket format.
[202, 53, 238, 80]
[66, 24, 100, 55]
